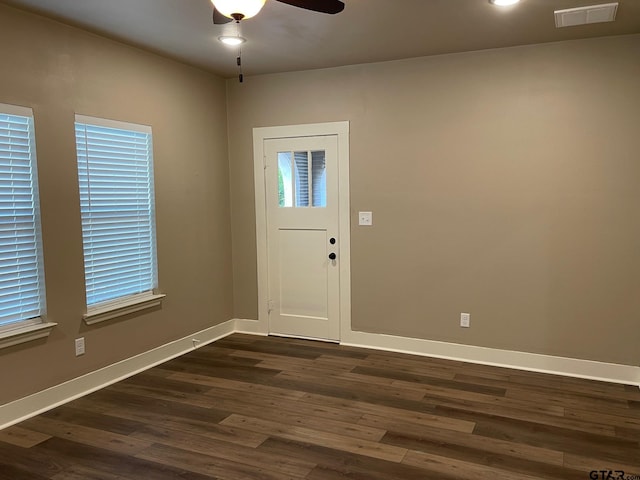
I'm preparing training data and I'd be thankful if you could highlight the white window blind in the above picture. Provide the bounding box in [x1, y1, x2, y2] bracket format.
[0, 104, 45, 331]
[75, 116, 158, 307]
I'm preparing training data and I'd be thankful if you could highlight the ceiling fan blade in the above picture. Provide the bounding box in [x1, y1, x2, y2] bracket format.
[275, 0, 345, 15]
[213, 7, 233, 24]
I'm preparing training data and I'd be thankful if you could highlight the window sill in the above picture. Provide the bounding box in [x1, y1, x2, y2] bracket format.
[83, 293, 166, 325]
[0, 321, 57, 350]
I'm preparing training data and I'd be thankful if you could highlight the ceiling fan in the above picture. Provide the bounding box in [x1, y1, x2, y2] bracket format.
[212, 0, 345, 24]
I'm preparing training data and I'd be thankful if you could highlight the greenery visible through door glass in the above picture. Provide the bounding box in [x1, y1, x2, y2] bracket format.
[278, 167, 285, 207]
[278, 152, 293, 207]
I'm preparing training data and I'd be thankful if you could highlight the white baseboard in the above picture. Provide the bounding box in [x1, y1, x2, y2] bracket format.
[342, 330, 640, 387]
[230, 319, 640, 386]
[234, 318, 268, 335]
[2, 318, 638, 430]
[0, 319, 236, 430]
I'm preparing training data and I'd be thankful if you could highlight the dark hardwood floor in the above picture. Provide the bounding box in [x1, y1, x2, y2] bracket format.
[1, 334, 639, 479]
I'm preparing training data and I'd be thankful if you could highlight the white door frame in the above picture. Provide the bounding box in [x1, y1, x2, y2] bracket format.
[253, 122, 351, 340]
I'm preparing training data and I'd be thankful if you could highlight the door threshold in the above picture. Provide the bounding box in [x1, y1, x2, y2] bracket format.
[268, 333, 339, 344]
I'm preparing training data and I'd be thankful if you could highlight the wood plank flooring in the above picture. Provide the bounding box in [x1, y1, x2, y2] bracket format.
[1, 334, 640, 479]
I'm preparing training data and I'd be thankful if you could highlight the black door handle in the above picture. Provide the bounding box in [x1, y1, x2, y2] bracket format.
[329, 253, 336, 260]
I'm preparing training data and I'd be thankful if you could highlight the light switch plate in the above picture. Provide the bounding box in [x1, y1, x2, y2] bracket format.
[359, 211, 373, 226]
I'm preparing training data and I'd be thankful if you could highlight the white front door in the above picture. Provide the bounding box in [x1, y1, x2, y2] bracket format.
[265, 135, 340, 341]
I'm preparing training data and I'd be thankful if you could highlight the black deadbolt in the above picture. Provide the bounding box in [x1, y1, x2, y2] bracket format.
[330, 237, 336, 245]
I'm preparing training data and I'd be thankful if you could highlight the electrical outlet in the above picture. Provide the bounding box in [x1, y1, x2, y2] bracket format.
[75, 337, 85, 356]
[460, 313, 470, 328]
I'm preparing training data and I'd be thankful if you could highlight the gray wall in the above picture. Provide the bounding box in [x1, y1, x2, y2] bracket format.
[0, 5, 233, 404]
[227, 34, 640, 366]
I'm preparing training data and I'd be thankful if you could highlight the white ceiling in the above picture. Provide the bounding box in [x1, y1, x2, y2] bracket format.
[2, 0, 640, 78]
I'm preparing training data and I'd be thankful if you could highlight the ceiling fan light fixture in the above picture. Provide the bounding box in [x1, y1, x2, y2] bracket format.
[212, 0, 267, 20]
[489, 0, 520, 6]
[219, 35, 246, 46]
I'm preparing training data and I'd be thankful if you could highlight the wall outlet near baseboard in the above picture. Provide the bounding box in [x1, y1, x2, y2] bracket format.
[75, 337, 85, 356]
[460, 313, 470, 328]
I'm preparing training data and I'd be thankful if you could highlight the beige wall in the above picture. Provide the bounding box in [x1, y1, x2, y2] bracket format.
[0, 5, 233, 404]
[227, 34, 640, 366]
[1, 4, 638, 409]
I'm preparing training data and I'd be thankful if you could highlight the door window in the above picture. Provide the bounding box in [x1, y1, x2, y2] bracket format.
[278, 150, 326, 208]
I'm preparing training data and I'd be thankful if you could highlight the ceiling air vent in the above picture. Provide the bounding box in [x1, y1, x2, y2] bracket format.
[555, 2, 618, 28]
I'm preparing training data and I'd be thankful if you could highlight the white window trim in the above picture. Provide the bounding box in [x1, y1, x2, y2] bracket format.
[0, 321, 57, 350]
[76, 113, 162, 322]
[1, 103, 34, 117]
[75, 114, 151, 134]
[83, 292, 166, 325]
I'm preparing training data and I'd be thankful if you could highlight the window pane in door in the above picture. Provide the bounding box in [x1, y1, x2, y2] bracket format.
[278, 152, 293, 207]
[278, 150, 326, 209]
[311, 150, 326, 207]
[294, 151, 309, 207]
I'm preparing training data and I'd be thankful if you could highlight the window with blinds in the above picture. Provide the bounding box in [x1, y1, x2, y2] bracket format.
[0, 104, 46, 332]
[75, 115, 158, 308]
